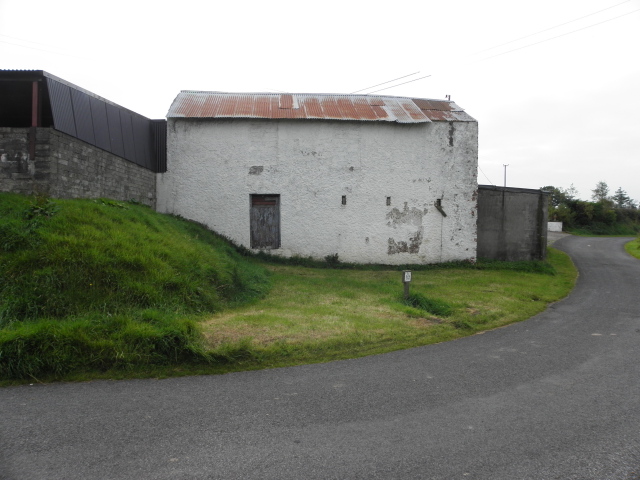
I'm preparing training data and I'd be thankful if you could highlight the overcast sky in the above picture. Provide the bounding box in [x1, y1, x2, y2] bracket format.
[2, 0, 639, 202]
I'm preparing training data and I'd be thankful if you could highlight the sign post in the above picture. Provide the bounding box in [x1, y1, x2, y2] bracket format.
[402, 270, 412, 300]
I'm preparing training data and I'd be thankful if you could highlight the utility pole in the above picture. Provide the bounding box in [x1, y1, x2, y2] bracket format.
[503, 164, 509, 187]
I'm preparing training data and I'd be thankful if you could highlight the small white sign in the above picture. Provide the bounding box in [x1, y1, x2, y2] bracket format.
[403, 271, 412, 283]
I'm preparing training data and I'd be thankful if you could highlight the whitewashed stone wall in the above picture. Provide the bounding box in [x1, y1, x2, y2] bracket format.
[157, 118, 478, 264]
[548, 221, 563, 232]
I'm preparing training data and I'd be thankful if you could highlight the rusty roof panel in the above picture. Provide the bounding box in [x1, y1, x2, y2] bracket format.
[412, 98, 452, 111]
[303, 96, 323, 118]
[167, 92, 475, 123]
[279, 94, 293, 109]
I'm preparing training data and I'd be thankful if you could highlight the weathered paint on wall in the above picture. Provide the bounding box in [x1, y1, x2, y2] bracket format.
[157, 118, 478, 265]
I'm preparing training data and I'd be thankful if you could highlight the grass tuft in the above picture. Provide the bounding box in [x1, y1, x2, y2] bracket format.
[403, 292, 453, 317]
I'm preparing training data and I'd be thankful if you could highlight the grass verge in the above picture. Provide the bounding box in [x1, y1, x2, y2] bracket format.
[195, 248, 575, 374]
[1, 193, 578, 384]
[625, 236, 640, 260]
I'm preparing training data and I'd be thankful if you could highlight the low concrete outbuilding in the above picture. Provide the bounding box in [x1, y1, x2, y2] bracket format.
[477, 185, 549, 261]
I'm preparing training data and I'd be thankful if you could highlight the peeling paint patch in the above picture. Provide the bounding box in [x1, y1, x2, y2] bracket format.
[300, 150, 322, 157]
[249, 166, 264, 175]
[388, 229, 423, 254]
[386, 202, 427, 228]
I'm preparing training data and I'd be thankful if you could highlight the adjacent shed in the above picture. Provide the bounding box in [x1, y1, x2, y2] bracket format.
[0, 70, 166, 205]
[157, 92, 479, 265]
[477, 185, 549, 261]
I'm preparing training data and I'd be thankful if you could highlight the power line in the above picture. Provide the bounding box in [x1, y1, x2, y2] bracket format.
[366, 75, 432, 94]
[478, 166, 495, 185]
[473, 0, 632, 56]
[350, 2, 638, 96]
[481, 7, 640, 61]
[351, 72, 421, 94]
[0, 38, 85, 60]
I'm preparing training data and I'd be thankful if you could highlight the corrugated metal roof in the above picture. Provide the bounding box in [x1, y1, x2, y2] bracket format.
[167, 92, 475, 123]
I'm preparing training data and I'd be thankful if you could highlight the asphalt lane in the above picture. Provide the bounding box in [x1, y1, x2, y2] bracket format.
[1, 236, 639, 480]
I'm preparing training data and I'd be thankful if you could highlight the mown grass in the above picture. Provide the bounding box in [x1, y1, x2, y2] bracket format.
[625, 236, 640, 260]
[1, 192, 578, 384]
[197, 248, 575, 372]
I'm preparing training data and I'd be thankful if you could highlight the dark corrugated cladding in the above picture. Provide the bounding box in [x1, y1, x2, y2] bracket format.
[90, 96, 111, 152]
[47, 78, 77, 136]
[150, 120, 167, 173]
[70, 86, 96, 145]
[120, 111, 136, 164]
[0, 70, 166, 173]
[105, 103, 125, 158]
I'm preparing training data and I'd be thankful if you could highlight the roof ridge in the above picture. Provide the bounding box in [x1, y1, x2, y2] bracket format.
[177, 90, 451, 103]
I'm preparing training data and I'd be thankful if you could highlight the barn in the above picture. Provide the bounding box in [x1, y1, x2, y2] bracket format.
[156, 92, 479, 265]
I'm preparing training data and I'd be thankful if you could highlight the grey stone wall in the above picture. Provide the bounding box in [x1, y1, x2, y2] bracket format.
[477, 185, 548, 261]
[0, 128, 37, 195]
[0, 127, 155, 206]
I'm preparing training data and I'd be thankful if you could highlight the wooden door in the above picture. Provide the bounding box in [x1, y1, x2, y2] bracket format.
[250, 194, 280, 249]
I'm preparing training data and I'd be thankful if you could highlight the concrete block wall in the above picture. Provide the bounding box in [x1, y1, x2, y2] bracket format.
[477, 185, 548, 261]
[0, 127, 155, 206]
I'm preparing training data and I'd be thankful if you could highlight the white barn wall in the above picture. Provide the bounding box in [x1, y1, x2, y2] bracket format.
[157, 118, 477, 264]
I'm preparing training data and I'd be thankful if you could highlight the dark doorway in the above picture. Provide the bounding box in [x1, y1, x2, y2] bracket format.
[250, 194, 280, 249]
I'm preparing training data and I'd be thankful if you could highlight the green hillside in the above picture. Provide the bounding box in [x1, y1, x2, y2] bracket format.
[0, 193, 270, 379]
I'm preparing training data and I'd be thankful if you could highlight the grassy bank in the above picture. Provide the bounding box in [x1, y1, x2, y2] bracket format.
[0, 193, 270, 381]
[625, 237, 640, 260]
[1, 193, 578, 384]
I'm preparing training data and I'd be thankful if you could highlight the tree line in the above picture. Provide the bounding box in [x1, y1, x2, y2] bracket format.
[542, 182, 639, 235]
